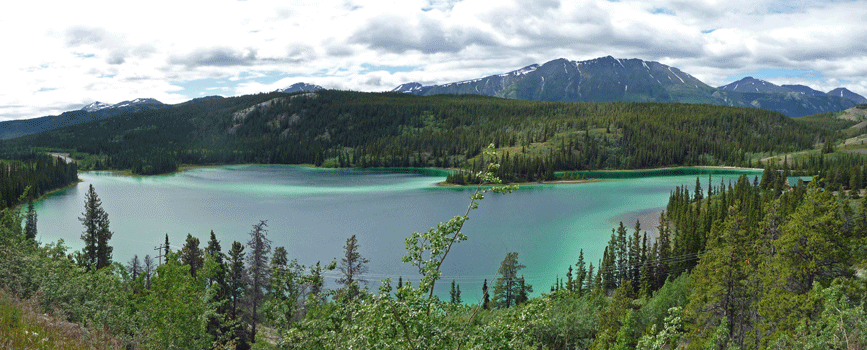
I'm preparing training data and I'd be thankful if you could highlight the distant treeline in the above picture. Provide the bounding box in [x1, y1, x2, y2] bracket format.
[0, 90, 836, 179]
[0, 153, 78, 209]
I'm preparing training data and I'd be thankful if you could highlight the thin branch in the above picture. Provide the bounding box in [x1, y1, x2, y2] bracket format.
[388, 300, 417, 349]
[426, 179, 486, 307]
[456, 275, 494, 350]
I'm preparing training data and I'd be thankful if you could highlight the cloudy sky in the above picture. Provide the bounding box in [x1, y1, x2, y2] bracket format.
[2, 0, 865, 121]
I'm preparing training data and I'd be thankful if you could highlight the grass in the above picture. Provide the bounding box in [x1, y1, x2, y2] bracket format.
[0, 289, 125, 350]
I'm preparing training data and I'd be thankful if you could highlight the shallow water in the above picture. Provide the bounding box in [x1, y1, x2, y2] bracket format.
[34, 165, 760, 301]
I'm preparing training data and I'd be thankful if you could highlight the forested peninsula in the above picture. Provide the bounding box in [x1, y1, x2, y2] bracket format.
[1, 92, 866, 349]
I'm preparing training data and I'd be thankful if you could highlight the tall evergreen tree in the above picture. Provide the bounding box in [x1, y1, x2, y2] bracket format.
[143, 254, 154, 289]
[492, 252, 531, 308]
[128, 254, 142, 281]
[206, 230, 222, 258]
[227, 241, 246, 326]
[78, 184, 112, 270]
[24, 201, 36, 240]
[575, 249, 587, 296]
[163, 233, 170, 264]
[450, 280, 458, 304]
[245, 220, 271, 344]
[615, 222, 628, 285]
[337, 234, 369, 301]
[181, 234, 204, 279]
[455, 283, 461, 305]
[687, 206, 757, 349]
[482, 279, 490, 310]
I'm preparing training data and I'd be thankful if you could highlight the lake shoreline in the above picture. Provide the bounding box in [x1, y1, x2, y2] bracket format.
[86, 163, 764, 187]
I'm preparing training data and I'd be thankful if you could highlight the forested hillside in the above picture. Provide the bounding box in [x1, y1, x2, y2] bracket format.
[0, 90, 836, 180]
[0, 154, 78, 210]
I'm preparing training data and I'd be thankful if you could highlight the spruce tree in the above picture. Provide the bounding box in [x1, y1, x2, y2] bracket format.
[227, 241, 246, 326]
[78, 184, 112, 270]
[128, 255, 142, 281]
[181, 234, 204, 279]
[455, 283, 461, 305]
[143, 254, 154, 289]
[575, 249, 587, 296]
[24, 201, 36, 240]
[245, 220, 271, 344]
[492, 252, 531, 308]
[482, 279, 490, 309]
[337, 234, 369, 301]
[450, 280, 457, 303]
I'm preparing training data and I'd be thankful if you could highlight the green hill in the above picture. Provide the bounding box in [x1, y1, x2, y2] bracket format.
[0, 90, 834, 179]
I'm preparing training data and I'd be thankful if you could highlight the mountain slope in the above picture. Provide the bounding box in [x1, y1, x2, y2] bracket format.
[827, 88, 867, 104]
[395, 56, 720, 104]
[0, 98, 168, 140]
[781, 84, 826, 96]
[719, 77, 792, 93]
[277, 82, 323, 93]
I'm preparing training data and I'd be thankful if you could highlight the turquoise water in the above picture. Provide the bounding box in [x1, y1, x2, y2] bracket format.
[33, 165, 760, 302]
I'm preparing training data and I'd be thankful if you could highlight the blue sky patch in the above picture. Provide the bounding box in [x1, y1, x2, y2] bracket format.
[651, 7, 674, 15]
[176, 77, 235, 97]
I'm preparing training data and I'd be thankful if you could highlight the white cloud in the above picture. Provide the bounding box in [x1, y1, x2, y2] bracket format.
[1, 0, 866, 121]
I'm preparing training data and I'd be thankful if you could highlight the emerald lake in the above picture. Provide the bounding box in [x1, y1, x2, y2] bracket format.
[33, 165, 761, 301]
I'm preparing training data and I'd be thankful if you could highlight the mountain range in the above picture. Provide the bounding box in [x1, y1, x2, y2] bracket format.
[3, 58, 865, 141]
[393, 56, 864, 118]
[0, 98, 169, 140]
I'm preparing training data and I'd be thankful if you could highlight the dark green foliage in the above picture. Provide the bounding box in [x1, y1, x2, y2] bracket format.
[23, 201, 36, 240]
[227, 241, 246, 323]
[337, 234, 369, 302]
[492, 252, 532, 308]
[449, 279, 462, 304]
[180, 233, 204, 279]
[78, 184, 112, 270]
[0, 154, 78, 210]
[482, 278, 490, 309]
[245, 220, 271, 344]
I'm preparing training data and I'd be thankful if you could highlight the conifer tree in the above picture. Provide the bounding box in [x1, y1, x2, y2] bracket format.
[206, 230, 222, 258]
[615, 222, 628, 284]
[759, 185, 854, 342]
[455, 283, 461, 305]
[492, 252, 531, 308]
[575, 249, 587, 296]
[245, 220, 271, 344]
[450, 279, 457, 303]
[180, 233, 204, 279]
[628, 220, 642, 289]
[655, 211, 671, 289]
[163, 233, 171, 264]
[482, 279, 490, 309]
[78, 184, 113, 270]
[24, 201, 36, 240]
[128, 254, 142, 281]
[337, 234, 369, 301]
[586, 262, 595, 294]
[397, 276, 404, 301]
[143, 254, 154, 289]
[686, 206, 757, 348]
[227, 241, 246, 325]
